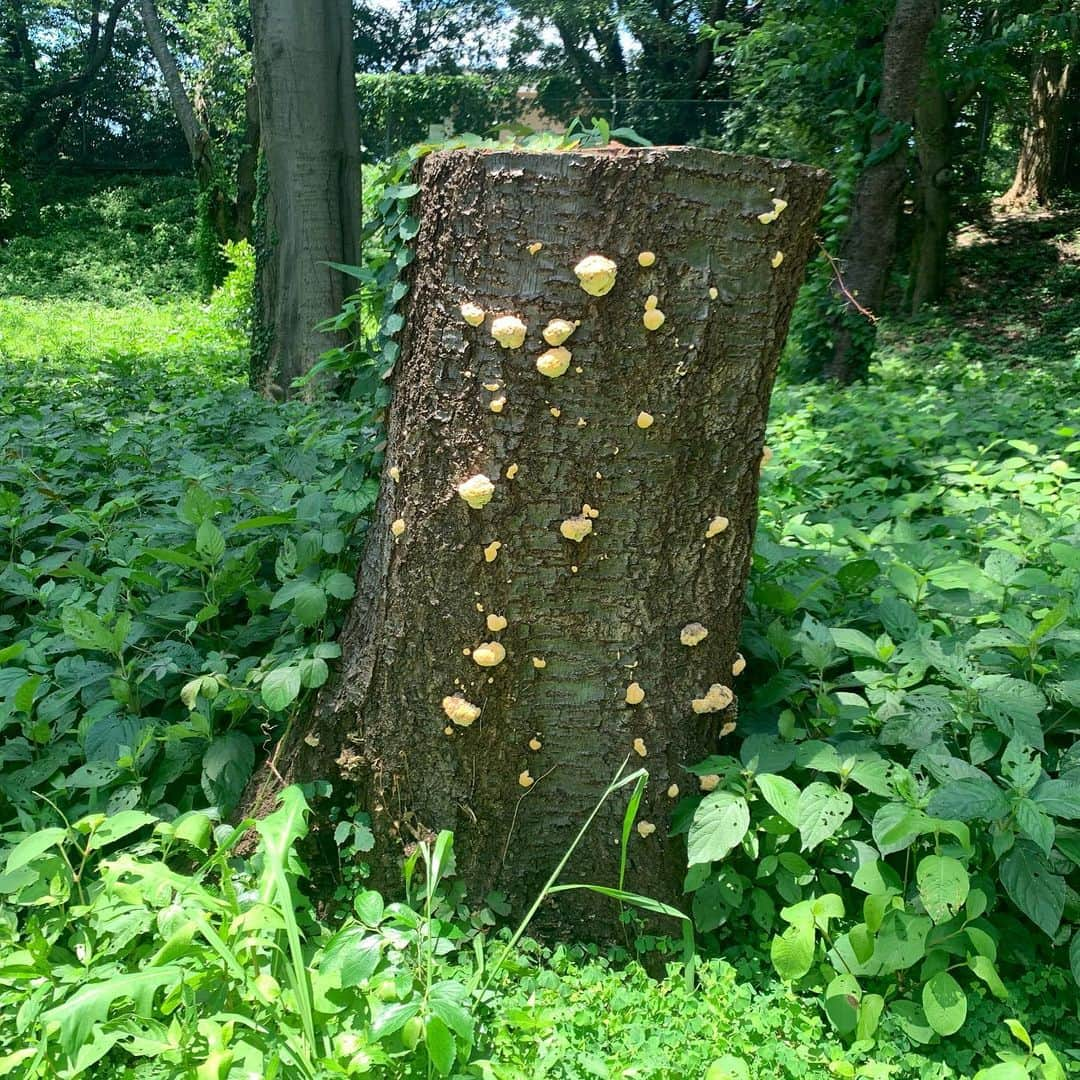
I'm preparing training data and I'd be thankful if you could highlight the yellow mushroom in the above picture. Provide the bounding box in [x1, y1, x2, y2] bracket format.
[633, 737, 647, 758]
[388, 466, 401, 482]
[458, 474, 495, 509]
[444, 725, 454, 736]
[542, 319, 576, 346]
[625, 682, 645, 705]
[390, 517, 406, 537]
[699, 774, 720, 792]
[489, 396, 506, 414]
[491, 315, 527, 349]
[505, 463, 519, 480]
[691, 683, 734, 714]
[550, 406, 561, 418]
[560, 516, 593, 543]
[482, 381, 501, 392]
[536, 346, 571, 378]
[518, 770, 534, 788]
[760, 445, 773, 470]
[636, 821, 656, 838]
[582, 503, 599, 519]
[667, 784, 680, 799]
[680, 622, 709, 647]
[472, 642, 506, 668]
[442, 694, 480, 727]
[527, 241, 543, 254]
[486, 613, 508, 632]
[483, 540, 501, 563]
[709, 286, 719, 300]
[706, 516, 729, 538]
[636, 411, 654, 429]
[574, 254, 617, 296]
[637, 250, 656, 267]
[532, 657, 546, 669]
[460, 302, 485, 327]
[771, 250, 784, 268]
[528, 737, 542, 751]
[732, 653, 747, 677]
[643, 307, 665, 331]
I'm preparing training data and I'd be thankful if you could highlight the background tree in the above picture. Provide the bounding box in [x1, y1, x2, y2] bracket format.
[249, 0, 362, 398]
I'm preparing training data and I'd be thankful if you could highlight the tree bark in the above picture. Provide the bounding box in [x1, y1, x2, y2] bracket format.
[909, 57, 951, 312]
[249, 0, 362, 399]
[825, 0, 939, 382]
[997, 50, 1072, 210]
[243, 147, 829, 937]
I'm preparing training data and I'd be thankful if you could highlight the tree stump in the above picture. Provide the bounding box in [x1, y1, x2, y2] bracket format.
[251, 146, 829, 938]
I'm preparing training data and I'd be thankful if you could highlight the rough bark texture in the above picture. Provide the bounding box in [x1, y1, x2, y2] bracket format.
[909, 57, 951, 311]
[825, 0, 939, 382]
[997, 51, 1072, 210]
[245, 147, 828, 937]
[249, 0, 361, 398]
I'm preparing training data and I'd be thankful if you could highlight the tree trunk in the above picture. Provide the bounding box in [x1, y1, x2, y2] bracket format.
[825, 0, 939, 382]
[249, 0, 362, 399]
[997, 51, 1072, 210]
[243, 147, 829, 937]
[909, 57, 951, 312]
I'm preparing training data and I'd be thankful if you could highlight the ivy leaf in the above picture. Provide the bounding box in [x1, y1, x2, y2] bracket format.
[999, 845, 1065, 937]
[687, 791, 750, 866]
[796, 782, 852, 851]
[922, 971, 967, 1036]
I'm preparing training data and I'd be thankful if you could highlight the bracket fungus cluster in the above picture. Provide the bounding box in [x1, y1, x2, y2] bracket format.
[732, 653, 747, 676]
[472, 641, 506, 668]
[692, 683, 735, 714]
[542, 319, 576, 346]
[460, 301, 485, 327]
[706, 515, 729, 538]
[680, 622, 709, 647]
[574, 254, 618, 297]
[757, 197, 788, 224]
[560, 515, 593, 543]
[625, 681, 645, 705]
[442, 695, 480, 728]
[458, 474, 495, 509]
[491, 315, 527, 349]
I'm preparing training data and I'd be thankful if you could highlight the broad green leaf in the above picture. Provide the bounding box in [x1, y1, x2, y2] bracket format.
[857, 993, 885, 1042]
[892, 1000, 934, 1044]
[1000, 847, 1064, 937]
[916, 855, 969, 923]
[871, 803, 926, 855]
[922, 971, 967, 1035]
[425, 1014, 456, 1075]
[771, 900, 815, 980]
[87, 811, 157, 850]
[195, 519, 226, 563]
[290, 583, 328, 626]
[755, 773, 800, 825]
[973, 1065, 1028, 1080]
[968, 955, 1008, 1000]
[927, 776, 1009, 821]
[796, 782, 852, 851]
[5, 827, 67, 873]
[1032, 778, 1080, 819]
[873, 910, 930, 973]
[261, 665, 302, 711]
[706, 1056, 750, 1080]
[688, 792, 750, 866]
[824, 973, 861, 1035]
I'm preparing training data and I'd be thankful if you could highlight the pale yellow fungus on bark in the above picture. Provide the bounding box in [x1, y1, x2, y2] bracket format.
[757, 197, 789, 225]
[486, 613, 508, 632]
[304, 733, 320, 747]
[532, 657, 546, 669]
[505, 463, 519, 479]
[476, 603, 484, 612]
[637, 251, 656, 267]
[636, 821, 656, 838]
[483, 381, 501, 392]
[732, 653, 747, 677]
[582, 503, 599, 519]
[667, 784, 680, 798]
[389, 466, 401, 482]
[527, 241, 543, 254]
[390, 518, 406, 537]
[463, 648, 472, 656]
[625, 681, 645, 705]
[691, 683, 734, 714]
[560, 516, 593, 542]
[643, 307, 665, 331]
[550, 406, 561, 418]
[536, 346, 571, 378]
[489, 396, 506, 414]
[491, 315, 527, 349]
[483, 540, 502, 562]
[636, 411, 654, 429]
[771, 250, 785, 268]
[699, 774, 720, 792]
[574, 254, 617, 296]
[680, 622, 709, 646]
[518, 770, 534, 788]
[458, 473, 495, 509]
[442, 694, 481, 727]
[542, 319, 576, 346]
[460, 302, 485, 326]
[473, 642, 506, 668]
[571, 565, 579, 573]
[633, 737, 647, 758]
[576, 417, 587, 428]
[720, 720, 737, 737]
[444, 726, 454, 736]
[528, 737, 542, 751]
[709, 286, 719, 300]
[644, 294, 658, 311]
[706, 516, 729, 538]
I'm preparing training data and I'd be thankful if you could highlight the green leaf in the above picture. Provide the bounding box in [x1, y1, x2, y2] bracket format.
[201, 732, 255, 814]
[87, 811, 157, 850]
[324, 571, 356, 600]
[688, 792, 750, 866]
[5, 827, 67, 873]
[1070, 930, 1080, 989]
[424, 1014, 456, 1075]
[892, 1000, 934, 1045]
[968, 955, 1008, 1000]
[770, 900, 815, 980]
[973, 1065, 1028, 1080]
[927, 776, 1010, 821]
[796, 782, 852, 851]
[195, 519, 226, 564]
[1032, 778, 1080, 819]
[824, 973, 861, 1036]
[922, 971, 967, 1036]
[999, 847, 1065, 937]
[872, 804, 929, 856]
[916, 855, 969, 923]
[706, 1056, 750, 1080]
[856, 993, 885, 1042]
[290, 583, 328, 626]
[261, 666, 302, 711]
[755, 773, 800, 825]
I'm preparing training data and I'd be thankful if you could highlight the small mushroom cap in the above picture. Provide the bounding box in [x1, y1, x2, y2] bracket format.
[442, 694, 480, 727]
[732, 653, 747, 676]
[632, 737, 647, 757]
[643, 307, 665, 331]
[582, 503, 600, 519]
[549, 406, 561, 418]
[637, 250, 656, 267]
[636, 820, 657, 838]
[708, 286, 719, 300]
[691, 683, 734, 714]
[532, 657, 546, 669]
[528, 737, 542, 751]
[388, 466, 401, 482]
[518, 770, 534, 788]
[486, 613, 508, 632]
[680, 622, 709, 647]
[771, 250, 784, 268]
[636, 411, 654, 429]
[505, 463, 519, 479]
[644, 294, 659, 311]
[625, 681, 645, 705]
[458, 473, 495, 509]
[542, 319, 576, 346]
[706, 515, 729, 538]
[667, 783, 680, 798]
[483, 539, 502, 562]
[527, 241, 543, 254]
[491, 314, 527, 349]
[472, 641, 506, 667]
[574, 254, 618, 296]
[489, 396, 506, 413]
[536, 346, 571, 378]
[760, 445, 774, 470]
[390, 517, 406, 537]
[460, 302, 485, 326]
[699, 773, 720, 792]
[560, 515, 593, 543]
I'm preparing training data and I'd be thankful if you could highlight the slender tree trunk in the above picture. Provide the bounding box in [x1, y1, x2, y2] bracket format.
[825, 0, 939, 382]
[249, 0, 362, 399]
[909, 58, 951, 311]
[233, 76, 261, 241]
[998, 51, 1072, 210]
[242, 147, 829, 936]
